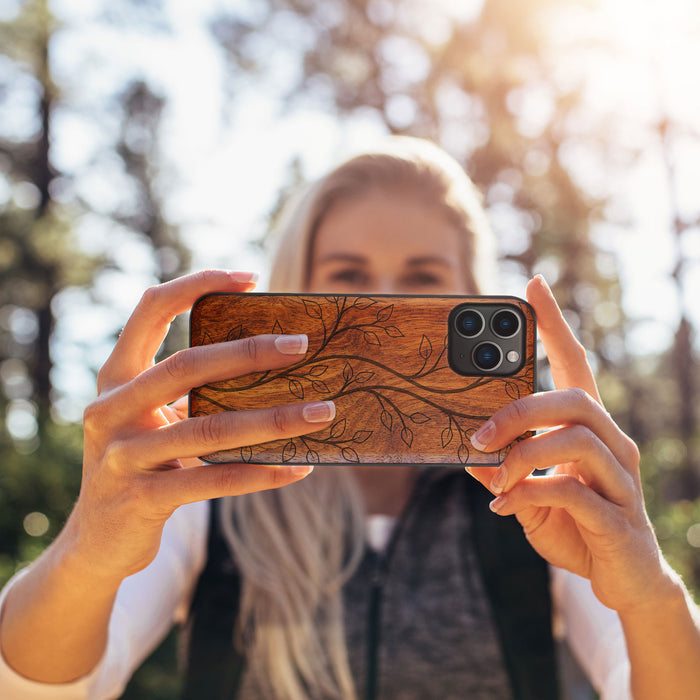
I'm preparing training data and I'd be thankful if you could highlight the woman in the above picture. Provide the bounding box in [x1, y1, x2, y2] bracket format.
[0, 138, 698, 699]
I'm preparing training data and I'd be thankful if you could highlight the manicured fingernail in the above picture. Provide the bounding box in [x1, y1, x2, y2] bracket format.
[291, 465, 314, 478]
[489, 495, 506, 513]
[227, 271, 259, 284]
[471, 421, 495, 451]
[534, 274, 551, 294]
[490, 468, 507, 495]
[302, 401, 336, 423]
[274, 334, 308, 355]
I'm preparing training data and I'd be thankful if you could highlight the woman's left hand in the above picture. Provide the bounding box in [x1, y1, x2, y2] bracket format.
[467, 275, 676, 614]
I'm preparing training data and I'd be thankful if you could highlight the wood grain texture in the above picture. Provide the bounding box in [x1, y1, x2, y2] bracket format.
[189, 293, 536, 466]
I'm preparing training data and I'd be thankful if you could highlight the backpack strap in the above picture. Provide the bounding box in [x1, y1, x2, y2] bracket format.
[466, 477, 559, 700]
[180, 498, 246, 700]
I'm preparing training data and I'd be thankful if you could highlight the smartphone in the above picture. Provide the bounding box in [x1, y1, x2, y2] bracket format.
[189, 293, 536, 466]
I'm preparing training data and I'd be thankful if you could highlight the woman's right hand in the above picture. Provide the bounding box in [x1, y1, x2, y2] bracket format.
[70, 270, 333, 583]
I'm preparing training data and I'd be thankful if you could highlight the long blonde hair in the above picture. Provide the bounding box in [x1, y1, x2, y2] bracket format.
[220, 137, 495, 700]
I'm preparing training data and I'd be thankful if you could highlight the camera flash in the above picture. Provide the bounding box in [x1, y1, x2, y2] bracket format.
[506, 350, 520, 363]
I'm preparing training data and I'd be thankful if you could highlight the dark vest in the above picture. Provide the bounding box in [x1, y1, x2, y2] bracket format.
[181, 471, 559, 699]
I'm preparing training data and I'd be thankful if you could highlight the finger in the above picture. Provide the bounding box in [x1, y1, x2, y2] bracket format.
[149, 461, 314, 511]
[488, 425, 634, 504]
[470, 388, 640, 476]
[526, 275, 602, 403]
[115, 400, 336, 466]
[99, 270, 258, 390]
[487, 473, 623, 538]
[117, 333, 309, 416]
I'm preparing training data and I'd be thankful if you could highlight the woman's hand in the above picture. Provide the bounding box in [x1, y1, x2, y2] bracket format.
[466, 275, 676, 614]
[70, 270, 334, 582]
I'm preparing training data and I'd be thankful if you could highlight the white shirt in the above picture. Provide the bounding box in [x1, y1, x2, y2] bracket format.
[0, 501, 631, 699]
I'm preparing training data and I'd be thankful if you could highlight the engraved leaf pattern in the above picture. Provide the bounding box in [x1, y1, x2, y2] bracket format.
[352, 430, 373, 444]
[329, 419, 347, 439]
[341, 447, 360, 463]
[376, 304, 393, 322]
[282, 440, 297, 462]
[441, 426, 453, 448]
[288, 379, 304, 399]
[303, 299, 323, 319]
[384, 325, 404, 337]
[410, 412, 430, 424]
[419, 334, 432, 359]
[194, 294, 535, 466]
[226, 325, 243, 341]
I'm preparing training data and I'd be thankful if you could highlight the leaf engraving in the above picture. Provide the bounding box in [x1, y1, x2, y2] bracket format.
[282, 440, 297, 462]
[505, 382, 521, 400]
[330, 419, 347, 439]
[272, 319, 283, 334]
[384, 325, 404, 338]
[226, 325, 243, 341]
[400, 427, 414, 447]
[311, 380, 330, 394]
[363, 331, 381, 346]
[351, 430, 373, 444]
[419, 334, 432, 359]
[308, 364, 328, 377]
[441, 426, 453, 448]
[410, 412, 430, 424]
[458, 443, 470, 464]
[341, 447, 360, 463]
[353, 297, 377, 309]
[306, 449, 320, 464]
[376, 304, 394, 322]
[354, 371, 374, 383]
[380, 410, 393, 430]
[241, 445, 253, 462]
[343, 362, 353, 382]
[302, 299, 323, 319]
[288, 379, 304, 399]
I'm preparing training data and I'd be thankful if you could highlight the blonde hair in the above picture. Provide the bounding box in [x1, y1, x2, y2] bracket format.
[221, 137, 496, 700]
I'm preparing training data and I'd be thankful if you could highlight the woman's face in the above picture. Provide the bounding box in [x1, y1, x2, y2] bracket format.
[307, 192, 473, 296]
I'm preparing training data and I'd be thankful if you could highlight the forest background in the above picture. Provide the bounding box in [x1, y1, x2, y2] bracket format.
[1, 0, 700, 697]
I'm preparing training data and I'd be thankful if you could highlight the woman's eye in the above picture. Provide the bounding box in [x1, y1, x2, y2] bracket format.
[330, 269, 369, 285]
[402, 272, 443, 287]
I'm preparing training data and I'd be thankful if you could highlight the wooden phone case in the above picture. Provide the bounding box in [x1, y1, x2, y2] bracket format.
[189, 293, 536, 466]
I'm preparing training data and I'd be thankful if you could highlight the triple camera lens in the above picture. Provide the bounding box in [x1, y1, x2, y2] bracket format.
[448, 303, 526, 377]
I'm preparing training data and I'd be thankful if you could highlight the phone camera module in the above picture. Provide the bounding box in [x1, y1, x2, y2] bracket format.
[455, 309, 484, 337]
[473, 342, 503, 371]
[491, 309, 520, 338]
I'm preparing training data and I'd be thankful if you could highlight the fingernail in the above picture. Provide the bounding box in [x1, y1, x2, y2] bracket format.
[534, 274, 551, 294]
[227, 271, 259, 284]
[489, 495, 506, 513]
[490, 468, 507, 495]
[302, 401, 336, 423]
[471, 421, 495, 451]
[291, 465, 314, 478]
[274, 334, 308, 355]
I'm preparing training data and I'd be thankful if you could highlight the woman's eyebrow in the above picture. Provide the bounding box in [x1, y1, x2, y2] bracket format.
[316, 253, 367, 265]
[406, 256, 454, 268]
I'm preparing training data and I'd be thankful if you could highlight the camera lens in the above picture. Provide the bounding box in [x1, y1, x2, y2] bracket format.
[491, 309, 520, 338]
[473, 342, 502, 371]
[455, 309, 484, 337]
